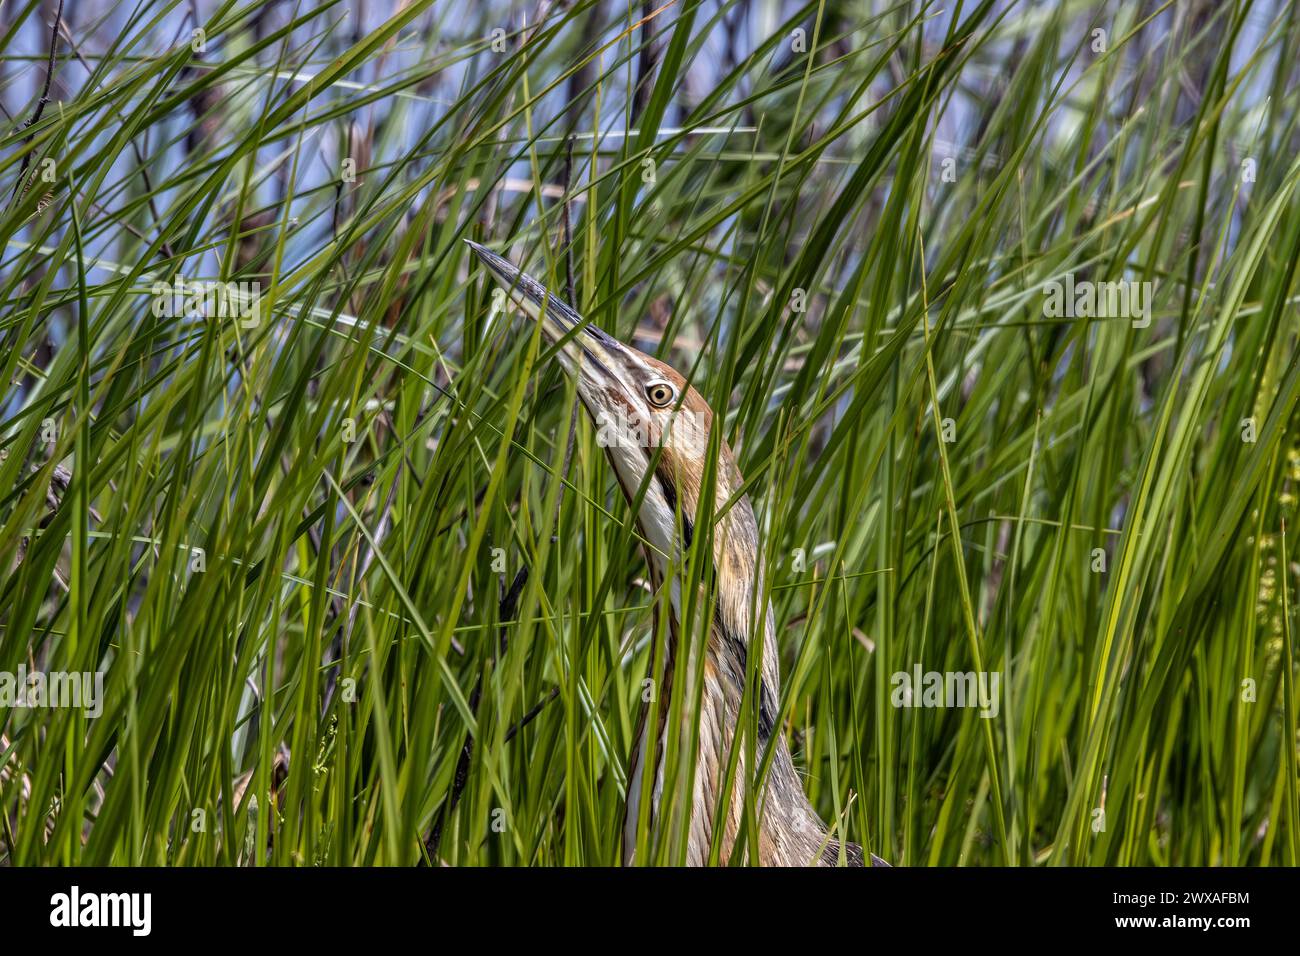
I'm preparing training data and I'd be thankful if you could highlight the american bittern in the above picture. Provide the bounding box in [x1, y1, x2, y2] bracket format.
[468, 241, 887, 868]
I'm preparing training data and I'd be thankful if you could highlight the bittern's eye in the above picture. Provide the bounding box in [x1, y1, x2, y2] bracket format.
[645, 381, 675, 408]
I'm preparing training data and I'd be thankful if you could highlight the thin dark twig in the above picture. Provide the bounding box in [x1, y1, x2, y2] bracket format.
[11, 0, 66, 207]
[56, 18, 176, 260]
[555, 134, 581, 532]
[504, 688, 560, 743]
[561, 135, 577, 306]
[630, 0, 660, 127]
[423, 566, 528, 862]
[23, 0, 65, 133]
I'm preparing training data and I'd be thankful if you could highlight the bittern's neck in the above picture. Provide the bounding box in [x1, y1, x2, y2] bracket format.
[628, 474, 838, 866]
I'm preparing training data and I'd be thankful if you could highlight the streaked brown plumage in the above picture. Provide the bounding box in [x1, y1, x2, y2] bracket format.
[468, 241, 887, 867]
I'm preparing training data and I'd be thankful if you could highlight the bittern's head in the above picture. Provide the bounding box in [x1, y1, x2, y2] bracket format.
[466, 240, 736, 565]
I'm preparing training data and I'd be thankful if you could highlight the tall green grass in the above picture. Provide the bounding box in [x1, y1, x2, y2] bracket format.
[1, 0, 1298, 865]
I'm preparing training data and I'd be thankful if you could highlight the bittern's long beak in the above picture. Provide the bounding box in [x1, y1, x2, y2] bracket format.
[465, 239, 625, 388]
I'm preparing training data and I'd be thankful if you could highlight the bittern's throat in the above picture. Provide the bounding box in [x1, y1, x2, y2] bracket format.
[467, 240, 886, 868]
